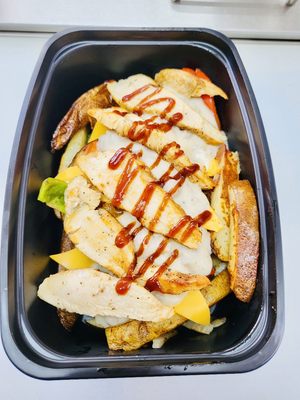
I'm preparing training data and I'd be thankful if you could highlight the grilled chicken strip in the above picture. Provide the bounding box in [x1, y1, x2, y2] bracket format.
[107, 74, 226, 145]
[106, 269, 231, 351]
[74, 144, 202, 249]
[64, 177, 210, 294]
[98, 131, 222, 233]
[51, 83, 112, 151]
[155, 68, 228, 100]
[38, 269, 174, 322]
[89, 107, 215, 189]
[115, 210, 212, 278]
[64, 176, 135, 276]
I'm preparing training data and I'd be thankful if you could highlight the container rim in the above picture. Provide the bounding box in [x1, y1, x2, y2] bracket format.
[0, 27, 284, 379]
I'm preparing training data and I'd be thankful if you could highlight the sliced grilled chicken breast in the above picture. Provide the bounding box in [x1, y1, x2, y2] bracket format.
[38, 269, 174, 322]
[98, 131, 221, 233]
[89, 107, 215, 189]
[74, 145, 202, 249]
[116, 210, 212, 277]
[107, 74, 226, 145]
[64, 176, 135, 276]
[155, 69, 228, 100]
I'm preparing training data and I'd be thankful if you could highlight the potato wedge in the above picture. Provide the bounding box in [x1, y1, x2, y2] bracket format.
[228, 180, 259, 302]
[211, 149, 240, 261]
[57, 231, 78, 331]
[51, 83, 112, 151]
[105, 269, 231, 351]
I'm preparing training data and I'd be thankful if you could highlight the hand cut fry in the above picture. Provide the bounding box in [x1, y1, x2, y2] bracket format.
[228, 180, 259, 302]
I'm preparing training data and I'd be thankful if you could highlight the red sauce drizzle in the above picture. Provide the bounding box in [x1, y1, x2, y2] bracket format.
[127, 120, 153, 144]
[181, 210, 212, 242]
[111, 155, 139, 207]
[122, 84, 157, 102]
[167, 210, 212, 242]
[115, 260, 136, 295]
[132, 182, 157, 219]
[115, 222, 136, 248]
[136, 232, 152, 257]
[122, 84, 183, 125]
[145, 249, 179, 292]
[108, 147, 129, 170]
[167, 215, 192, 238]
[167, 178, 184, 196]
[113, 110, 128, 117]
[172, 164, 200, 180]
[159, 141, 179, 158]
[194, 210, 212, 226]
[126, 143, 134, 151]
[150, 154, 163, 170]
[127, 116, 172, 146]
[156, 164, 175, 186]
[148, 193, 171, 231]
[136, 239, 168, 277]
[115, 237, 168, 295]
[137, 97, 175, 118]
[174, 149, 184, 159]
[169, 112, 183, 124]
[136, 87, 162, 108]
[131, 224, 144, 238]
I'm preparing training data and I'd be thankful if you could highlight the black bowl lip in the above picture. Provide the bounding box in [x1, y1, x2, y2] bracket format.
[0, 27, 284, 379]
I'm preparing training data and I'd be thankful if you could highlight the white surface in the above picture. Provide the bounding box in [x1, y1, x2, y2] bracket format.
[0, 32, 300, 399]
[0, 0, 300, 39]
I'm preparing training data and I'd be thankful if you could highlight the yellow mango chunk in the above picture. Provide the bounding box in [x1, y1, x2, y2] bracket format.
[55, 166, 83, 183]
[174, 290, 210, 325]
[88, 121, 107, 143]
[203, 207, 223, 232]
[50, 248, 94, 269]
[207, 158, 221, 176]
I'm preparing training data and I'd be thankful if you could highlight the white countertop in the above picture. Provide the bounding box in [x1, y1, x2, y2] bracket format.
[0, 32, 299, 399]
[1, 0, 300, 39]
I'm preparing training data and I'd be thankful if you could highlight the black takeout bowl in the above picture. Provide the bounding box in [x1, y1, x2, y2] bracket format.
[0, 28, 284, 379]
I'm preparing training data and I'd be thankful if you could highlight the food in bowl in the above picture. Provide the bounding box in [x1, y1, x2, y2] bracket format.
[37, 67, 259, 351]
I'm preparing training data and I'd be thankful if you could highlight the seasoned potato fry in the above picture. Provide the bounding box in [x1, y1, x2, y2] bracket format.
[51, 83, 112, 151]
[57, 231, 78, 331]
[228, 180, 259, 302]
[211, 149, 240, 261]
[105, 270, 231, 351]
[157, 271, 210, 295]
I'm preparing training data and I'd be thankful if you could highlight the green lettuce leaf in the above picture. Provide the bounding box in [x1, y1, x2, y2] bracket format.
[38, 177, 67, 213]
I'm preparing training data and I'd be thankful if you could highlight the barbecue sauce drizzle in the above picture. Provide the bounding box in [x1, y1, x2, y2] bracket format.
[108, 144, 211, 295]
[145, 249, 179, 292]
[122, 83, 183, 127]
[115, 222, 143, 248]
[110, 84, 212, 295]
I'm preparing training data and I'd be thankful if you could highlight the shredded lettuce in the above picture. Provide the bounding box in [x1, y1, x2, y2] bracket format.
[37, 177, 67, 213]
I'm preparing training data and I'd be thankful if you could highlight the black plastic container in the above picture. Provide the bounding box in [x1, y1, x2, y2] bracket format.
[0, 28, 284, 379]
